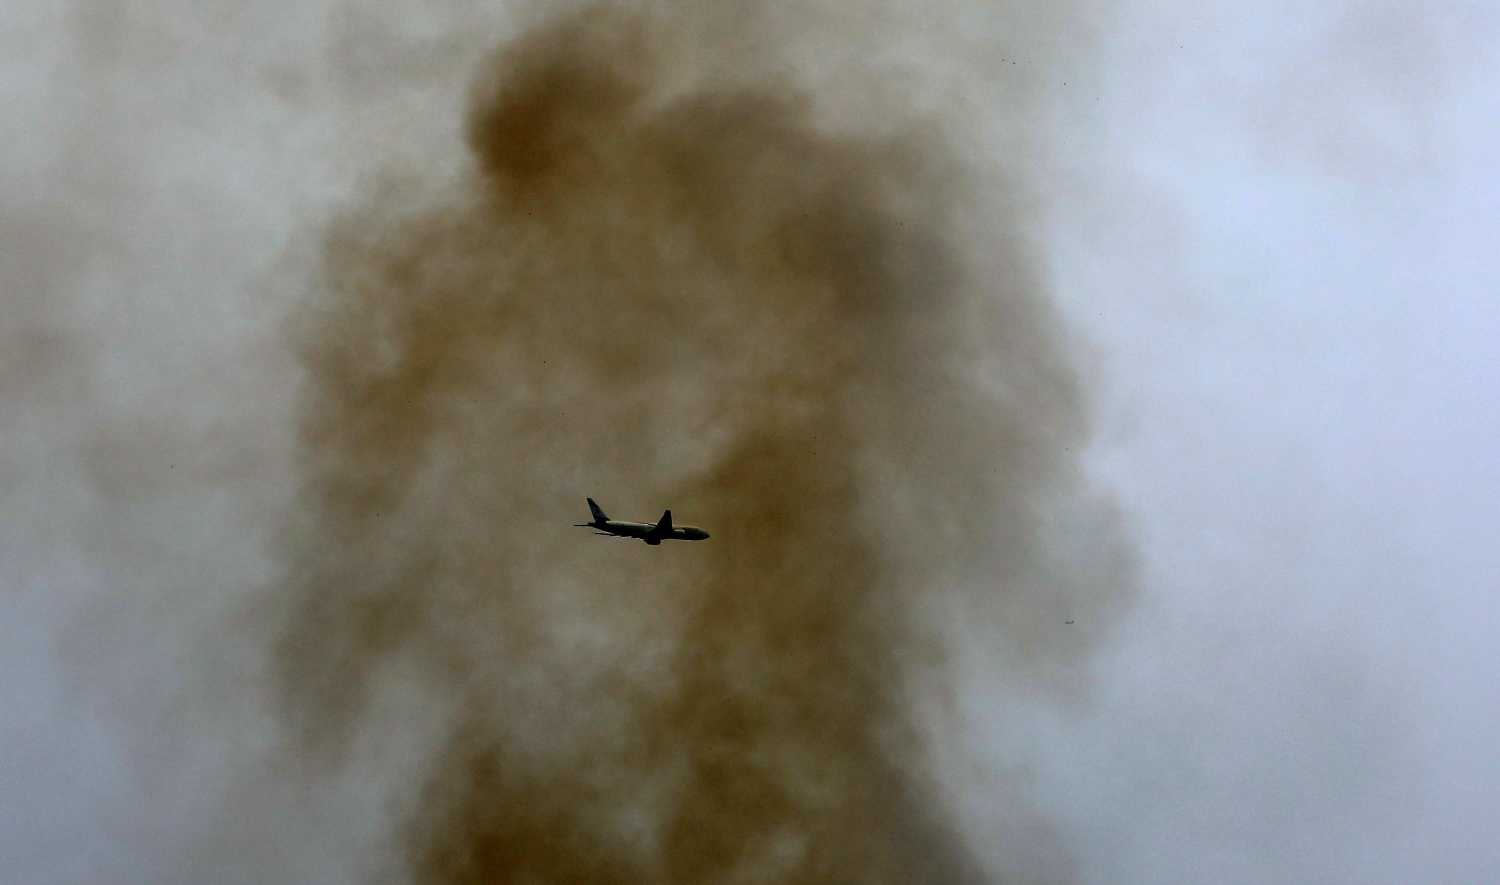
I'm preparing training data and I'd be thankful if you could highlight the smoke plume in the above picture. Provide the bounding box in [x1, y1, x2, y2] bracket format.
[257, 5, 1129, 883]
[13, 2, 1496, 883]
[0, 1, 1128, 882]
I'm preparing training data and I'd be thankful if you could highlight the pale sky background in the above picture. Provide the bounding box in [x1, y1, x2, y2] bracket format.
[3, 2, 1496, 883]
[1030, 3, 1500, 881]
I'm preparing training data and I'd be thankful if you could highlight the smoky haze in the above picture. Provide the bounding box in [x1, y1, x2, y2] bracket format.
[11, 0, 1497, 883]
[3, 1, 1133, 883]
[264, 4, 1127, 883]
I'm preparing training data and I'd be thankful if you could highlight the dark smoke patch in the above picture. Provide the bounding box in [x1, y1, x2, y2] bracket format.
[466, 7, 655, 188]
[269, 4, 1125, 882]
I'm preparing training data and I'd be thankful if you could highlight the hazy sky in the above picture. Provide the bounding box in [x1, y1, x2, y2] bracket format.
[3, 2, 1496, 883]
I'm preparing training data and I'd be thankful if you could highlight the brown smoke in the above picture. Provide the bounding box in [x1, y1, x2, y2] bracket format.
[267, 5, 1129, 883]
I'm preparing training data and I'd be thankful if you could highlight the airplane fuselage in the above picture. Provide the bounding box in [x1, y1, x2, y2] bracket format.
[577, 498, 710, 544]
[590, 519, 710, 544]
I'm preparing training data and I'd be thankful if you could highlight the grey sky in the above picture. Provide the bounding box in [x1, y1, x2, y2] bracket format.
[1031, 3, 1500, 881]
[3, 2, 1496, 883]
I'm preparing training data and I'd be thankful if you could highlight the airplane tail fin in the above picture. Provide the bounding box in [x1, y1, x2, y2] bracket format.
[654, 509, 673, 534]
[587, 498, 608, 523]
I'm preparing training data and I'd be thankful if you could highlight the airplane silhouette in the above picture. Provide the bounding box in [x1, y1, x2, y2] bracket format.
[575, 497, 710, 545]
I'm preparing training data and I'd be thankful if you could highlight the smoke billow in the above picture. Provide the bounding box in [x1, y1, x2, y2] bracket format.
[16, 2, 1497, 882]
[262, 4, 1128, 883]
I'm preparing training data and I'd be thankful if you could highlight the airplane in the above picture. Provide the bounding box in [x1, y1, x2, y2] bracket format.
[575, 498, 711, 545]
